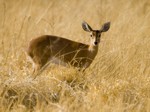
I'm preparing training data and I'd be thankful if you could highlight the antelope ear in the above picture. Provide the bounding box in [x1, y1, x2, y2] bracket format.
[82, 21, 93, 32]
[100, 22, 110, 32]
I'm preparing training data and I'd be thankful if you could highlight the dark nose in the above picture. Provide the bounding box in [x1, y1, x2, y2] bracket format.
[94, 42, 98, 45]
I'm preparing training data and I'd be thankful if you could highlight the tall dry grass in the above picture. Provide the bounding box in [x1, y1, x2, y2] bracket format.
[0, 0, 150, 111]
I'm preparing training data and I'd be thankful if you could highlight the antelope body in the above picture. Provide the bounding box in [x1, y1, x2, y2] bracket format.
[27, 22, 110, 72]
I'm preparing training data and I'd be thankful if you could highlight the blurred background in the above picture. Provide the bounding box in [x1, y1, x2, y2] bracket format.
[0, 0, 150, 111]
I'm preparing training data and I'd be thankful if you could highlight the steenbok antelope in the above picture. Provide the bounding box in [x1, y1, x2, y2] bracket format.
[27, 21, 110, 74]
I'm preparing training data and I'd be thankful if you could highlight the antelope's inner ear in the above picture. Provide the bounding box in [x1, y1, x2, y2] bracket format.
[82, 21, 93, 32]
[100, 22, 110, 32]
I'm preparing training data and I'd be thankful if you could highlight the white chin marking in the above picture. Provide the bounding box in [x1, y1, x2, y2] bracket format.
[93, 43, 97, 46]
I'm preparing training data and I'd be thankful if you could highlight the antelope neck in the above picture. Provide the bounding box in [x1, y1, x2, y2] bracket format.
[88, 44, 98, 52]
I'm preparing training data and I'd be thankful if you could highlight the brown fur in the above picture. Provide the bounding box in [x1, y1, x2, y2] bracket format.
[27, 22, 110, 73]
[27, 35, 98, 71]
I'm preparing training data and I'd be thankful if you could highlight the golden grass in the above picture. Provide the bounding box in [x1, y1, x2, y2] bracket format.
[0, 0, 150, 111]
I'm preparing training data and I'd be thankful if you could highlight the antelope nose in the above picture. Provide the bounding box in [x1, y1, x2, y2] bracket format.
[94, 42, 98, 45]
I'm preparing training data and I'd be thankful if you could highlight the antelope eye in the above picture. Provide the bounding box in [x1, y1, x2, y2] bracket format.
[90, 35, 93, 37]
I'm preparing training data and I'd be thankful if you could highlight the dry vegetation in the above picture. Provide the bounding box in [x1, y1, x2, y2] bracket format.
[0, 0, 150, 112]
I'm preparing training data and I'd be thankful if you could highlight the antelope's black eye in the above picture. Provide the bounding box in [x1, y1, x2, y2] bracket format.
[90, 35, 92, 37]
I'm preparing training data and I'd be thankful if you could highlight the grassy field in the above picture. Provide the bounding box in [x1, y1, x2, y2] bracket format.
[0, 0, 150, 111]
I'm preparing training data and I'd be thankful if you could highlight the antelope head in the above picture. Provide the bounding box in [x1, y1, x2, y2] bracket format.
[82, 21, 110, 46]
